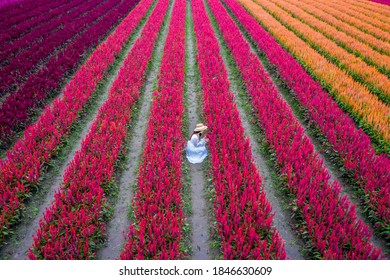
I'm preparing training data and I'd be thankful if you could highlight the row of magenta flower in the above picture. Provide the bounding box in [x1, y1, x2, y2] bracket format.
[0, 0, 139, 148]
[0, 0, 389, 259]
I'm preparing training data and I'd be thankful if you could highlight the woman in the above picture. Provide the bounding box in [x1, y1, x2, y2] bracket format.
[186, 123, 209, 164]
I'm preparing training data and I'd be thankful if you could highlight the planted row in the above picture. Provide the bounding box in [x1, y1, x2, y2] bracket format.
[28, 0, 169, 259]
[280, 0, 390, 56]
[223, 0, 390, 242]
[192, 0, 286, 259]
[0, 0, 153, 246]
[0, 0, 78, 46]
[0, 0, 61, 32]
[121, 0, 186, 260]
[239, 0, 390, 152]
[214, 0, 383, 259]
[0, 0, 140, 148]
[267, 0, 390, 83]
[298, 0, 390, 43]
[0, 0, 113, 92]
[0, 0, 87, 66]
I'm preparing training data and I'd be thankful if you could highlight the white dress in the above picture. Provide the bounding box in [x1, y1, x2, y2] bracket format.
[186, 134, 208, 164]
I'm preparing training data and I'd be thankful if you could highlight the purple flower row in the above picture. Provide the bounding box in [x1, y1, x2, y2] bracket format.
[29, 0, 168, 260]
[0, 0, 137, 149]
[0, 0, 147, 246]
[216, 0, 383, 259]
[0, 0, 113, 93]
[0, 0, 62, 32]
[223, 0, 390, 242]
[0, 0, 84, 57]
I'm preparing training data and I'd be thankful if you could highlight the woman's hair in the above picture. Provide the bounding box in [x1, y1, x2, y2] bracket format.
[190, 130, 201, 140]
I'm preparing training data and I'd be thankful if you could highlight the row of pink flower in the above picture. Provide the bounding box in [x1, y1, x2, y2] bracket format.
[214, 0, 382, 259]
[191, 0, 286, 259]
[28, 0, 169, 260]
[223, 0, 390, 242]
[0, 0, 114, 93]
[0, 0, 58, 31]
[0, 0, 150, 245]
[0, 0, 138, 149]
[371, 0, 390, 6]
[0, 0, 87, 65]
[121, 0, 186, 260]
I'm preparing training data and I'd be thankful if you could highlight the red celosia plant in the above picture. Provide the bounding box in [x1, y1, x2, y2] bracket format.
[0, 0, 140, 147]
[121, 0, 186, 260]
[223, 0, 390, 244]
[0, 0, 153, 245]
[191, 0, 286, 260]
[28, 0, 169, 260]
[212, 0, 382, 259]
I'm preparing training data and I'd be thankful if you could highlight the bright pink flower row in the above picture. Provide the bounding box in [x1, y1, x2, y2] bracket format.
[371, 0, 390, 6]
[28, 0, 169, 259]
[0, 0, 140, 148]
[121, 0, 186, 260]
[223, 0, 390, 241]
[213, 0, 382, 259]
[0, 0, 153, 245]
[191, 0, 286, 260]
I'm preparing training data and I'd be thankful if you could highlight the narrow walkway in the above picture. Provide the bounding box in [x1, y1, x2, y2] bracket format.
[97, 0, 174, 260]
[204, 0, 303, 260]
[0, 3, 153, 260]
[185, 1, 211, 260]
[220, 0, 389, 257]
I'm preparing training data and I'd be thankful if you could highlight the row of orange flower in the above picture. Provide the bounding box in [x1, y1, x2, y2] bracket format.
[299, 0, 390, 42]
[240, 0, 390, 153]
[280, 0, 390, 56]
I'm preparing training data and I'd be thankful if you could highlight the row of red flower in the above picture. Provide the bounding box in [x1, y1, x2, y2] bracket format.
[121, 0, 186, 260]
[223, 0, 390, 243]
[213, 0, 382, 259]
[191, 0, 286, 259]
[0, 0, 60, 32]
[0, 0, 139, 148]
[0, 0, 114, 92]
[28, 0, 169, 259]
[0, 0, 87, 66]
[0, 0, 151, 245]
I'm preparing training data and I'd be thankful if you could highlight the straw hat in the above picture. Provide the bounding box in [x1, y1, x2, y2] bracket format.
[194, 123, 208, 132]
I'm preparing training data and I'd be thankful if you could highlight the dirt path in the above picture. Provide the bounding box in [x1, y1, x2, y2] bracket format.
[97, 0, 174, 260]
[184, 1, 211, 260]
[203, 0, 303, 260]
[218, 0, 389, 257]
[0, 3, 153, 260]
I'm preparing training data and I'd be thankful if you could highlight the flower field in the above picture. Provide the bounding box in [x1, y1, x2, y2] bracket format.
[0, 0, 389, 260]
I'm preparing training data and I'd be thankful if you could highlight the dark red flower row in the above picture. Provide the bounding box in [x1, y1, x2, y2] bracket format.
[214, 0, 382, 259]
[0, 0, 88, 65]
[0, 0, 115, 93]
[0, 0, 152, 246]
[28, 0, 169, 259]
[191, 0, 286, 259]
[223, 0, 390, 242]
[121, 0, 186, 260]
[0, 0, 139, 148]
[0, 0, 61, 32]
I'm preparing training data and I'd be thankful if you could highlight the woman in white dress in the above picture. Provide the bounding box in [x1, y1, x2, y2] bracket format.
[186, 123, 209, 164]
